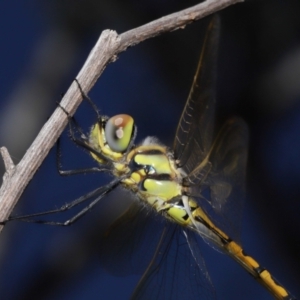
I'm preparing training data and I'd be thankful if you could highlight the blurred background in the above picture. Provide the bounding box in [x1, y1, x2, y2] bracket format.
[0, 0, 299, 299]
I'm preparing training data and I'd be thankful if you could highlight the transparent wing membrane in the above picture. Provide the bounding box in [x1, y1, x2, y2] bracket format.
[98, 201, 166, 276]
[173, 16, 219, 175]
[131, 225, 215, 300]
[173, 16, 248, 245]
[98, 202, 215, 300]
[188, 117, 248, 243]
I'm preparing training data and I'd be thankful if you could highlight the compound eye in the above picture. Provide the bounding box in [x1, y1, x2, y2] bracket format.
[105, 114, 134, 152]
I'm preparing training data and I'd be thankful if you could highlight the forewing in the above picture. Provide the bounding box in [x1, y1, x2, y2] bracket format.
[131, 225, 215, 300]
[173, 16, 219, 175]
[189, 118, 248, 243]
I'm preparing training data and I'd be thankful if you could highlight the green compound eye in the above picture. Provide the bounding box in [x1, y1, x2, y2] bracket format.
[105, 114, 134, 153]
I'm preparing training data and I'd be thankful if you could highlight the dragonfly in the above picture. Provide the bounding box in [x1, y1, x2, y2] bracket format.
[2, 16, 295, 300]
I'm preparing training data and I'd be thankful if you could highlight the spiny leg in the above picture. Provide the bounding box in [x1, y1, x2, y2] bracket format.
[67, 79, 136, 162]
[56, 102, 112, 175]
[1, 177, 123, 226]
[57, 99, 114, 164]
[56, 135, 110, 176]
[74, 78, 101, 121]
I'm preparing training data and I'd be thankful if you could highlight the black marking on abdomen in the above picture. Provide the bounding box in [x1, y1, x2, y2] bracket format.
[254, 266, 266, 275]
[195, 215, 232, 245]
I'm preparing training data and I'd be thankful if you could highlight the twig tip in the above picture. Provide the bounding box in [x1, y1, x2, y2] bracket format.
[1, 147, 15, 174]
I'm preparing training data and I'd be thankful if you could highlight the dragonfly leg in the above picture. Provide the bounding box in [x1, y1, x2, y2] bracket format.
[56, 136, 110, 176]
[74, 78, 101, 121]
[1, 177, 122, 226]
[56, 100, 114, 170]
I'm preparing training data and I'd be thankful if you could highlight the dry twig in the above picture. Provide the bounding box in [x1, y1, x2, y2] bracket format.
[0, 0, 243, 231]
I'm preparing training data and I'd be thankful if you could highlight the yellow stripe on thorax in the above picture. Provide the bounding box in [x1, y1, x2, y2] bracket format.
[122, 144, 182, 208]
[134, 153, 172, 175]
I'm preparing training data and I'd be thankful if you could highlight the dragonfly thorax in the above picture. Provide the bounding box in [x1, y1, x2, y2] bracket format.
[123, 142, 183, 199]
[88, 118, 202, 227]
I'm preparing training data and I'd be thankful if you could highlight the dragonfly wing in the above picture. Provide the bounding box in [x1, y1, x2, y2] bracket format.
[173, 16, 219, 175]
[189, 117, 248, 243]
[99, 199, 166, 276]
[131, 225, 216, 300]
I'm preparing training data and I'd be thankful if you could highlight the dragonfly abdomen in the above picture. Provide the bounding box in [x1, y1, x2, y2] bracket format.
[192, 203, 295, 300]
[226, 241, 295, 300]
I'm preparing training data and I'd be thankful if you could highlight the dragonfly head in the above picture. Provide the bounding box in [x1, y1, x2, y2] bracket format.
[89, 114, 136, 163]
[104, 114, 135, 153]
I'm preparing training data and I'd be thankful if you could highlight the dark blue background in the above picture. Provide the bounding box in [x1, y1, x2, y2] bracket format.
[0, 0, 299, 299]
